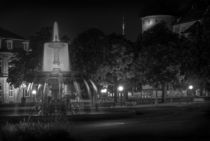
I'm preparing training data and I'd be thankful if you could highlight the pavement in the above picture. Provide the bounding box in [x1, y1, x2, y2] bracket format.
[1, 101, 210, 141]
[0, 101, 209, 115]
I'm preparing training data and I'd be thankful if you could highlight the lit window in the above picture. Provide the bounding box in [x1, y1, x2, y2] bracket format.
[6, 40, 13, 50]
[9, 85, 13, 97]
[23, 41, 29, 51]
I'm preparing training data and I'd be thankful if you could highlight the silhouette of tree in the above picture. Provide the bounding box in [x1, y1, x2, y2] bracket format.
[136, 22, 183, 102]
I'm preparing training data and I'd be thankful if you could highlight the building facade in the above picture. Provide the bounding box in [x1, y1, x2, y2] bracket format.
[138, 7, 209, 98]
[0, 27, 30, 103]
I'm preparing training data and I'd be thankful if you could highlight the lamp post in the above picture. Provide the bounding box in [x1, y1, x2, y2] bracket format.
[188, 85, 194, 96]
[32, 89, 37, 103]
[117, 85, 124, 106]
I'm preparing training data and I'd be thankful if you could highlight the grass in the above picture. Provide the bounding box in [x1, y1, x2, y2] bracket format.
[0, 119, 74, 141]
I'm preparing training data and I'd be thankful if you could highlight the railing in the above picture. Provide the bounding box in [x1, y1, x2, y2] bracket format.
[0, 96, 209, 115]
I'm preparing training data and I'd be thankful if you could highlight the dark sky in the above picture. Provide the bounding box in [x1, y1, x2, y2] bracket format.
[0, 0, 194, 41]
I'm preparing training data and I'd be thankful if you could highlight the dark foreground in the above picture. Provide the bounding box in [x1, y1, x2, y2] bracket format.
[1, 102, 210, 141]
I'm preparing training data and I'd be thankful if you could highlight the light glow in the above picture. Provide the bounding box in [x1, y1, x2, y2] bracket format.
[117, 85, 124, 92]
[188, 85, 193, 90]
[101, 88, 107, 93]
[32, 90, 37, 95]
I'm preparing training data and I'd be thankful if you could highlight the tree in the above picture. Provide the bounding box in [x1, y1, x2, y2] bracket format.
[182, 6, 210, 95]
[94, 33, 135, 102]
[71, 28, 106, 77]
[7, 27, 52, 87]
[136, 22, 183, 102]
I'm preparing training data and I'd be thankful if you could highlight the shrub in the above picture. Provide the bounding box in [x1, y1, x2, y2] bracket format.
[0, 120, 73, 141]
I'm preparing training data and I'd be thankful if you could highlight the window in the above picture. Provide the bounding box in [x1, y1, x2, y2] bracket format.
[23, 41, 29, 51]
[9, 85, 13, 97]
[6, 40, 13, 50]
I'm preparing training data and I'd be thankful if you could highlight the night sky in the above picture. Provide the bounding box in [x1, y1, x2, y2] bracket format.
[0, 0, 194, 41]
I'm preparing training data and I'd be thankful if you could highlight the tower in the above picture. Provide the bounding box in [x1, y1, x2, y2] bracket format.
[122, 16, 126, 36]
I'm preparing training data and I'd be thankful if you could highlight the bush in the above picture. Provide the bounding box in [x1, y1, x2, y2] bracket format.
[0, 120, 73, 141]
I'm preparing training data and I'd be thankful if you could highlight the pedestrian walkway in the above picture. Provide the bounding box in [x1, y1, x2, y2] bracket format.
[0, 101, 208, 117]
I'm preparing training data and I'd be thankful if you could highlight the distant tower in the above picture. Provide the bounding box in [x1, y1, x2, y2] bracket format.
[122, 16, 126, 36]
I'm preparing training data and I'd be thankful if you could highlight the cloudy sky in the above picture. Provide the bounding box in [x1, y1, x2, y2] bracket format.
[0, 0, 194, 41]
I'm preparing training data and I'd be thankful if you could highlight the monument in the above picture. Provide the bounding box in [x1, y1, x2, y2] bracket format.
[36, 21, 98, 116]
[43, 21, 70, 72]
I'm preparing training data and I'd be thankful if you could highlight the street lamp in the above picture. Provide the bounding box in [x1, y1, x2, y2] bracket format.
[21, 83, 27, 104]
[117, 85, 124, 106]
[187, 85, 194, 96]
[188, 85, 193, 90]
[32, 89, 37, 95]
[117, 85, 124, 92]
[32, 89, 37, 103]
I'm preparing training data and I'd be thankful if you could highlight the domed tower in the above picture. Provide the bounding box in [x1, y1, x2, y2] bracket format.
[141, 15, 175, 33]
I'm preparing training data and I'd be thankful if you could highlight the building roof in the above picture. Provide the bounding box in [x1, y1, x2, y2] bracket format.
[0, 27, 25, 40]
[177, 10, 203, 24]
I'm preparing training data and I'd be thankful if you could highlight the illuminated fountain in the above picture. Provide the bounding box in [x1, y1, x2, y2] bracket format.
[36, 22, 98, 115]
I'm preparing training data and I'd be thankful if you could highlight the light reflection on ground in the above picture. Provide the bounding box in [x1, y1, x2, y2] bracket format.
[85, 121, 126, 128]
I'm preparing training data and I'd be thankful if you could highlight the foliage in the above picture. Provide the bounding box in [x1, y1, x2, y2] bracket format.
[71, 28, 106, 77]
[136, 22, 182, 88]
[7, 49, 30, 87]
[7, 27, 52, 87]
[94, 34, 135, 89]
[1, 121, 72, 141]
[182, 6, 210, 92]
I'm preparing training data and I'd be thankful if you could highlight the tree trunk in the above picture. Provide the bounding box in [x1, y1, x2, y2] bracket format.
[161, 83, 167, 103]
[114, 84, 118, 104]
[155, 89, 158, 104]
[200, 87, 203, 96]
[124, 89, 128, 102]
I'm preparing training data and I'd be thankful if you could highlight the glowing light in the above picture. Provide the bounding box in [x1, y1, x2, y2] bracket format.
[43, 83, 47, 95]
[128, 92, 132, 96]
[38, 84, 42, 90]
[73, 81, 81, 97]
[147, 19, 154, 26]
[117, 85, 124, 92]
[101, 88, 107, 93]
[27, 83, 31, 93]
[188, 85, 193, 90]
[32, 90, 37, 95]
[90, 80, 98, 93]
[21, 83, 26, 88]
[84, 80, 91, 98]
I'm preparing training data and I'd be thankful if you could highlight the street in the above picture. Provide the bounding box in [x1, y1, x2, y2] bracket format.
[70, 103, 210, 141]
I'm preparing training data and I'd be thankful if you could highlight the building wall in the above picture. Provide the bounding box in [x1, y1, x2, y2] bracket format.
[0, 37, 30, 103]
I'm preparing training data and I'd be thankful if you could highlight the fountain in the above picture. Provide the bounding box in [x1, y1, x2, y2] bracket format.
[36, 21, 98, 116]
